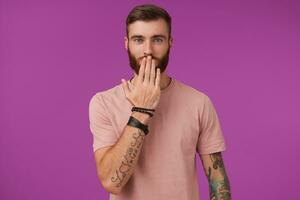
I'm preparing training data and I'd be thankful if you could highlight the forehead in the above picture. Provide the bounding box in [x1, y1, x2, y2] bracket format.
[127, 18, 169, 38]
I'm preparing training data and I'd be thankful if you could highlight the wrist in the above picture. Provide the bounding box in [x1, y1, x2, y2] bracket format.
[131, 107, 154, 117]
[131, 111, 151, 125]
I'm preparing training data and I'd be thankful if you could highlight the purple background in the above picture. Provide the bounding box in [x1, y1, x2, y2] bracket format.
[1, 0, 299, 199]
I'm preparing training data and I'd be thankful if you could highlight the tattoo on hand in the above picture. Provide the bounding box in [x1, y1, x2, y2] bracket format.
[111, 129, 144, 187]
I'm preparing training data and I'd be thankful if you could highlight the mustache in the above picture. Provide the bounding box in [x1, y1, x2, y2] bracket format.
[138, 55, 158, 62]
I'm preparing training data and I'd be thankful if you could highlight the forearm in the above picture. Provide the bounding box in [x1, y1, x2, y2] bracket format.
[200, 152, 232, 200]
[209, 173, 231, 200]
[99, 112, 150, 193]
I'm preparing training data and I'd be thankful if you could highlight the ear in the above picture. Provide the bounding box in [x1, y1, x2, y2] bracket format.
[168, 36, 173, 48]
[124, 36, 128, 51]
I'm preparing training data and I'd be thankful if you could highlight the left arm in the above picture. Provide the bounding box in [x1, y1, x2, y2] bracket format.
[200, 152, 232, 200]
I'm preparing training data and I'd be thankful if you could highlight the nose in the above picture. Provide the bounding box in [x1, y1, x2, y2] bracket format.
[143, 40, 153, 57]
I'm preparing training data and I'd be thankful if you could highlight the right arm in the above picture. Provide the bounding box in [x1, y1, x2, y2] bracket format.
[94, 55, 160, 194]
[95, 111, 150, 194]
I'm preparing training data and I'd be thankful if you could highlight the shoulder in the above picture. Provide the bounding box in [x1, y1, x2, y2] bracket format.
[174, 78, 210, 103]
[89, 82, 123, 105]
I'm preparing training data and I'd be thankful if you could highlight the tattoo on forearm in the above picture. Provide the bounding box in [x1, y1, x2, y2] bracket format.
[131, 129, 144, 148]
[203, 152, 232, 200]
[210, 153, 224, 171]
[111, 129, 144, 187]
[209, 175, 231, 200]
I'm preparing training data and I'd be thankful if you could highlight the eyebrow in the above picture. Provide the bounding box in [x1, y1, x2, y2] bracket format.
[130, 34, 167, 40]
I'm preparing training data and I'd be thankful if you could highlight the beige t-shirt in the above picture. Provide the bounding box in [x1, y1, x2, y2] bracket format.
[89, 77, 227, 200]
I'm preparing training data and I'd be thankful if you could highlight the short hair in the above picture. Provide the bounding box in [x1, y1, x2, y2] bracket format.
[126, 4, 172, 39]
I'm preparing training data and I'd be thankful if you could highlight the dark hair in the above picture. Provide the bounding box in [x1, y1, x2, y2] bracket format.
[126, 4, 172, 39]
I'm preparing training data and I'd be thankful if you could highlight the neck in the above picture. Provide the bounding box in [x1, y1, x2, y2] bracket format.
[130, 72, 171, 91]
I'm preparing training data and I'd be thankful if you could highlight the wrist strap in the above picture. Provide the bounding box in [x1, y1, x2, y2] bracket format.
[127, 116, 149, 135]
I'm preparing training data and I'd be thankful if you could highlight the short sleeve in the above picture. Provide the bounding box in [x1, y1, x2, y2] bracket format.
[88, 93, 118, 152]
[197, 95, 227, 155]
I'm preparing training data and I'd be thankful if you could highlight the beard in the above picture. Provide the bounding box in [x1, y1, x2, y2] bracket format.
[127, 46, 170, 75]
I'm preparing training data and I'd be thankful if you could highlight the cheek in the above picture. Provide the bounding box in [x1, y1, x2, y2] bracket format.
[131, 51, 144, 60]
[129, 43, 143, 52]
[154, 46, 168, 56]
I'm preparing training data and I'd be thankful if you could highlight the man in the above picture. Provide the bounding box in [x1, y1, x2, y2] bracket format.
[89, 4, 231, 200]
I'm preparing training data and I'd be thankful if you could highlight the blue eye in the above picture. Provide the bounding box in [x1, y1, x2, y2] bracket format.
[134, 39, 143, 43]
[154, 38, 163, 43]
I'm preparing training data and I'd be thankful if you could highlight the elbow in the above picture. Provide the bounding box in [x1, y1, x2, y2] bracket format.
[96, 164, 123, 194]
[98, 171, 122, 195]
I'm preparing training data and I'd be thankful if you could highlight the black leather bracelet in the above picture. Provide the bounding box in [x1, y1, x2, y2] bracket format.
[127, 116, 149, 135]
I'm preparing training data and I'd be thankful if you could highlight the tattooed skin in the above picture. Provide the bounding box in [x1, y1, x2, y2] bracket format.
[111, 129, 145, 187]
[202, 152, 232, 200]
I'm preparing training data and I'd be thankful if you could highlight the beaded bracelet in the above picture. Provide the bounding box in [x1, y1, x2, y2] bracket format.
[132, 108, 153, 117]
[132, 106, 155, 112]
[131, 107, 155, 117]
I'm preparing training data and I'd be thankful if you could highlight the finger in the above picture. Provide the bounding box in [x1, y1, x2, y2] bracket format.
[144, 55, 151, 84]
[137, 57, 146, 83]
[121, 79, 131, 97]
[155, 68, 161, 88]
[150, 59, 156, 86]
